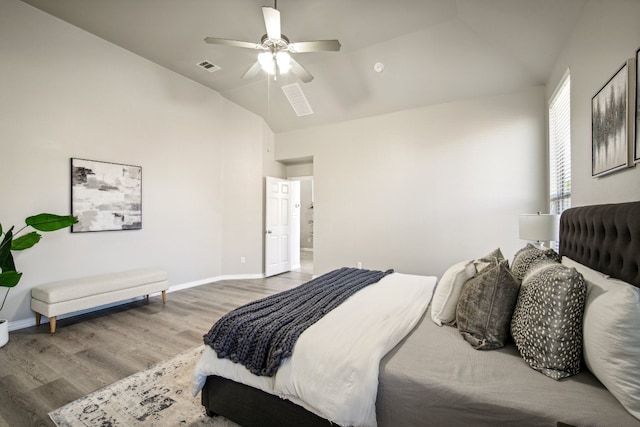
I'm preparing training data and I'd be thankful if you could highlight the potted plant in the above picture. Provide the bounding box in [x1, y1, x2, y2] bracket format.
[0, 213, 77, 347]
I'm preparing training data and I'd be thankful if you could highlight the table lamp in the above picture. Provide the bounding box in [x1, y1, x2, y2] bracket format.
[518, 212, 560, 248]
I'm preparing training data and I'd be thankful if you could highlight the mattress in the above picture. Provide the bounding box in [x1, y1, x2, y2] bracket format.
[377, 307, 640, 427]
[193, 272, 437, 426]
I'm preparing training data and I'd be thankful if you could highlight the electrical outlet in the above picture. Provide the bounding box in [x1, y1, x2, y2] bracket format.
[357, 261, 362, 269]
[240, 257, 246, 264]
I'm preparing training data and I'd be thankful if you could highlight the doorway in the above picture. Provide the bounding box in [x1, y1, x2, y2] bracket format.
[290, 176, 314, 275]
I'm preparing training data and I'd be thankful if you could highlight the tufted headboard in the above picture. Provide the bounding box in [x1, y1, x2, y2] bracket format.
[559, 201, 640, 288]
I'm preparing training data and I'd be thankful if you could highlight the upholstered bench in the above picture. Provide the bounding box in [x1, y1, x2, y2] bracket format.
[31, 269, 169, 333]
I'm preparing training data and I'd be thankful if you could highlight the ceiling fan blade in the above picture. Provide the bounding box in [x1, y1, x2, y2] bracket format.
[242, 61, 263, 80]
[290, 58, 314, 83]
[204, 37, 261, 50]
[288, 40, 341, 53]
[262, 7, 281, 40]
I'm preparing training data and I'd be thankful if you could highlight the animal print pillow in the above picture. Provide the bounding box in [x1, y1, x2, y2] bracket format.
[511, 244, 561, 282]
[510, 262, 586, 380]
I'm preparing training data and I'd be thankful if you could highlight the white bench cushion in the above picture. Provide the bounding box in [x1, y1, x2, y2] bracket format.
[32, 269, 168, 304]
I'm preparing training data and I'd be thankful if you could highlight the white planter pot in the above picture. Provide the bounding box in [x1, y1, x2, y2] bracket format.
[0, 319, 8, 348]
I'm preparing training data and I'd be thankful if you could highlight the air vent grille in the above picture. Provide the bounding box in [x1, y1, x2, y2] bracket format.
[281, 83, 313, 117]
[197, 60, 221, 73]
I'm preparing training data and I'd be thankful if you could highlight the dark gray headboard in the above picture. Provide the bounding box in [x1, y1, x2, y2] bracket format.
[559, 201, 640, 288]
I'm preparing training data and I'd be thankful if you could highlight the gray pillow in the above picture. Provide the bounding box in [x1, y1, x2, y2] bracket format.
[510, 263, 586, 380]
[473, 247, 505, 273]
[511, 244, 560, 282]
[456, 260, 520, 350]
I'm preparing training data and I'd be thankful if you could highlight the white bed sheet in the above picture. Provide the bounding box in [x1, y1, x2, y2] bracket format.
[192, 272, 437, 427]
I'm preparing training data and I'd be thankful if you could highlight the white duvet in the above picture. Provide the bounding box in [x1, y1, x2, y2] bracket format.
[192, 272, 437, 427]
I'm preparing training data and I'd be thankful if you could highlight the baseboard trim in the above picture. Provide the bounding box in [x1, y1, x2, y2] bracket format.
[6, 272, 265, 332]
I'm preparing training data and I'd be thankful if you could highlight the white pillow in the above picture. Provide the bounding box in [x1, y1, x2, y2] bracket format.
[431, 260, 476, 326]
[562, 257, 640, 420]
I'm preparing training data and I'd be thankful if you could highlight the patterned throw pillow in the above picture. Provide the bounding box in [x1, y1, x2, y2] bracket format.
[511, 244, 561, 282]
[456, 260, 520, 350]
[510, 263, 586, 380]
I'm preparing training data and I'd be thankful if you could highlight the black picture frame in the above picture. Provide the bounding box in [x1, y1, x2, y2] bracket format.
[70, 158, 142, 232]
[591, 59, 633, 177]
[635, 47, 640, 164]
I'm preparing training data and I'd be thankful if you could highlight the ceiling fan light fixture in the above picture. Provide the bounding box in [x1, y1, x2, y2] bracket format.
[276, 51, 291, 74]
[258, 51, 275, 74]
[204, 3, 339, 83]
[258, 50, 291, 76]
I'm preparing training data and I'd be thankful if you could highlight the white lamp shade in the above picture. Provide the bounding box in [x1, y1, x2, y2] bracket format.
[519, 213, 560, 242]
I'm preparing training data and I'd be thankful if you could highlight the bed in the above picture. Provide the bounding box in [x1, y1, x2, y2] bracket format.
[192, 201, 640, 427]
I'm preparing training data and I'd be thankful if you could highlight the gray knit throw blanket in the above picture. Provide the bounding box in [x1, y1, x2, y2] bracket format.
[203, 267, 394, 377]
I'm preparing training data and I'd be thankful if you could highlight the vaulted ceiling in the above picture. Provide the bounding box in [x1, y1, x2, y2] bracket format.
[20, 0, 586, 133]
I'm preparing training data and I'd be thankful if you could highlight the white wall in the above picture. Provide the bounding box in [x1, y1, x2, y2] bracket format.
[276, 87, 547, 277]
[220, 115, 285, 275]
[547, 0, 640, 206]
[0, 0, 274, 325]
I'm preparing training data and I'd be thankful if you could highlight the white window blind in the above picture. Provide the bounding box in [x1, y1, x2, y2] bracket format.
[549, 72, 571, 219]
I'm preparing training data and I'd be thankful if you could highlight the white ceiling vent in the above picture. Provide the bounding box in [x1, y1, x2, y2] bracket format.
[281, 83, 313, 117]
[197, 60, 221, 72]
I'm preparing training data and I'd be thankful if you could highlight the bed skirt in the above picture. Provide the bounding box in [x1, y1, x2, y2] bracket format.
[201, 375, 332, 427]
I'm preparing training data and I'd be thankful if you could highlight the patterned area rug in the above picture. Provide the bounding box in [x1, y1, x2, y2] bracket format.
[49, 346, 240, 426]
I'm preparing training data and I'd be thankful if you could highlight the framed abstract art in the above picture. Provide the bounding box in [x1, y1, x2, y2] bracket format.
[70, 158, 142, 232]
[635, 47, 640, 164]
[591, 58, 635, 177]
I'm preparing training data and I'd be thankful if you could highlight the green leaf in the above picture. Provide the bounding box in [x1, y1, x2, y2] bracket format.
[0, 223, 3, 235]
[11, 232, 42, 251]
[0, 229, 16, 272]
[26, 213, 78, 232]
[0, 271, 22, 288]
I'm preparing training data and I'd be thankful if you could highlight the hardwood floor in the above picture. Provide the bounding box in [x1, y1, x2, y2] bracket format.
[0, 270, 312, 427]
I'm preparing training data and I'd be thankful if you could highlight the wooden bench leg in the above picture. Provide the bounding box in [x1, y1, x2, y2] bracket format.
[49, 317, 57, 334]
[35, 312, 41, 326]
[162, 290, 166, 304]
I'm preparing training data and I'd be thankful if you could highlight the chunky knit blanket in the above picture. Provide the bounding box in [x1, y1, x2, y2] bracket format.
[203, 267, 394, 377]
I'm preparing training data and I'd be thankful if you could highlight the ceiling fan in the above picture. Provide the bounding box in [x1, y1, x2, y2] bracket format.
[204, 2, 341, 83]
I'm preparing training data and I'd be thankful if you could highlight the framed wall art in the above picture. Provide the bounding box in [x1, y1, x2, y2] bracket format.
[591, 58, 635, 177]
[71, 158, 142, 232]
[636, 47, 640, 163]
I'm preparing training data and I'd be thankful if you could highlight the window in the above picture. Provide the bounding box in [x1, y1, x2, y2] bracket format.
[549, 72, 571, 219]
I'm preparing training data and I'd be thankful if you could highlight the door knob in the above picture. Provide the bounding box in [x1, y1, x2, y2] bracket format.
[266, 230, 272, 234]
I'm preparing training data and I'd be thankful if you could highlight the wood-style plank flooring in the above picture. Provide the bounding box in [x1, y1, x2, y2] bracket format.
[0, 270, 312, 427]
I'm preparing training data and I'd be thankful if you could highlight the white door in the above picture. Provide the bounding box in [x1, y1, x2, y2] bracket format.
[265, 177, 292, 277]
